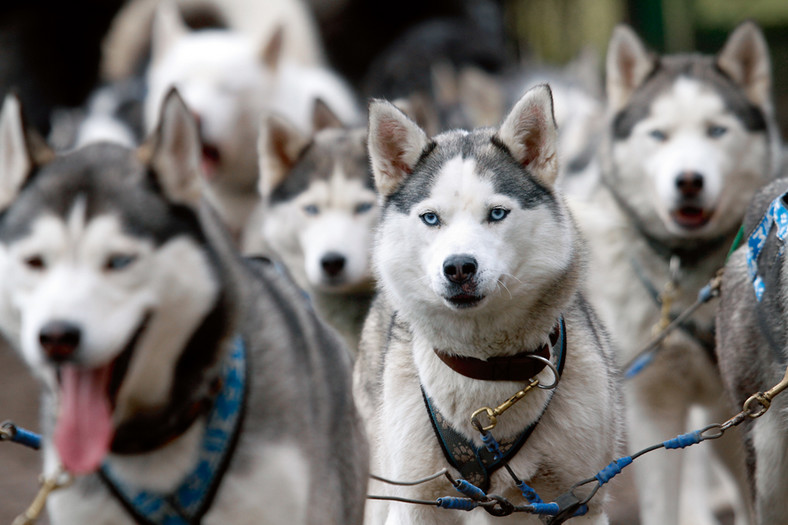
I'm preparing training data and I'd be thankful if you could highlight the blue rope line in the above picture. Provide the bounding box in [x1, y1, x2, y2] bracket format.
[453, 479, 487, 501]
[13, 426, 41, 450]
[516, 480, 544, 504]
[480, 431, 502, 461]
[663, 430, 702, 449]
[594, 456, 633, 485]
[624, 352, 655, 379]
[1, 421, 41, 450]
[437, 497, 479, 511]
[529, 502, 560, 515]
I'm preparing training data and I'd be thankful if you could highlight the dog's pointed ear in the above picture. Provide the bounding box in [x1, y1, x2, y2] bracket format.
[151, 0, 189, 65]
[717, 21, 771, 109]
[140, 88, 202, 206]
[261, 25, 284, 71]
[312, 98, 343, 132]
[0, 94, 53, 209]
[368, 99, 430, 198]
[606, 24, 655, 112]
[496, 84, 559, 187]
[257, 114, 309, 201]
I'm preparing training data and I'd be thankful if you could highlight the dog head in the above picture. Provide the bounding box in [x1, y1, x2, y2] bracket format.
[0, 90, 224, 474]
[605, 21, 776, 241]
[258, 101, 378, 294]
[144, 1, 278, 192]
[368, 85, 579, 348]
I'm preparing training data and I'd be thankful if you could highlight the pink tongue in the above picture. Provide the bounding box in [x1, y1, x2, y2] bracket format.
[53, 365, 114, 474]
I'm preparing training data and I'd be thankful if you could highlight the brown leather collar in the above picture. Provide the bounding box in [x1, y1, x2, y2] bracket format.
[434, 321, 561, 382]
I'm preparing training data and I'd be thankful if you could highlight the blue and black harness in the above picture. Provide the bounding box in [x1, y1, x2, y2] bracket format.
[422, 317, 566, 493]
[99, 336, 248, 525]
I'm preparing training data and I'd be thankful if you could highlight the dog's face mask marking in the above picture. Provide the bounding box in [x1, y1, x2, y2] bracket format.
[259, 118, 379, 293]
[368, 85, 573, 317]
[606, 22, 774, 240]
[0, 90, 219, 474]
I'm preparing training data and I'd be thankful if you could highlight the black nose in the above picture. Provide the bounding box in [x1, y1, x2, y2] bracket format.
[321, 252, 346, 277]
[443, 255, 478, 284]
[39, 321, 81, 362]
[676, 171, 704, 197]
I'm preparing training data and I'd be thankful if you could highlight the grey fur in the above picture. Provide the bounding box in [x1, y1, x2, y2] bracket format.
[0, 92, 368, 524]
[717, 177, 788, 524]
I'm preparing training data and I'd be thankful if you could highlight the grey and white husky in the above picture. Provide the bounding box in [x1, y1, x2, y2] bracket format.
[574, 21, 780, 525]
[0, 90, 367, 524]
[254, 101, 379, 353]
[354, 85, 622, 524]
[717, 177, 788, 525]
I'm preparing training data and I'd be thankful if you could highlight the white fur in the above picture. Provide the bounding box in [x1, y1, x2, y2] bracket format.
[375, 155, 574, 356]
[0, 95, 32, 209]
[145, 13, 361, 234]
[613, 77, 769, 238]
[360, 88, 620, 524]
[0, 209, 218, 421]
[576, 22, 778, 525]
[262, 167, 378, 294]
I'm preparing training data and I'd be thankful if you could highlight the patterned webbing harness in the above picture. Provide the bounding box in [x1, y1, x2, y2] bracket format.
[422, 317, 566, 492]
[747, 190, 788, 301]
[99, 336, 248, 525]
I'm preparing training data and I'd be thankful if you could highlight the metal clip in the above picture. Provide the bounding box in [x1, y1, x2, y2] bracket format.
[471, 379, 539, 431]
[742, 367, 788, 419]
[653, 256, 682, 336]
[12, 466, 73, 525]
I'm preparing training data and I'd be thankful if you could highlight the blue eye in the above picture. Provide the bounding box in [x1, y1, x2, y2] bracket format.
[489, 207, 509, 222]
[304, 205, 319, 215]
[355, 202, 373, 214]
[707, 125, 727, 138]
[105, 254, 137, 271]
[649, 129, 668, 141]
[420, 212, 440, 227]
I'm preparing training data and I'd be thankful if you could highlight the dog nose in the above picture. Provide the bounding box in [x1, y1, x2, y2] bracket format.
[39, 321, 82, 362]
[443, 255, 478, 284]
[675, 171, 704, 197]
[321, 252, 346, 277]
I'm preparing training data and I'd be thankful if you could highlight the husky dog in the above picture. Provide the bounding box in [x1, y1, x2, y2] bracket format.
[0, 90, 368, 524]
[354, 85, 622, 524]
[255, 101, 378, 353]
[100, 0, 325, 81]
[574, 21, 780, 525]
[716, 177, 788, 525]
[144, 1, 361, 237]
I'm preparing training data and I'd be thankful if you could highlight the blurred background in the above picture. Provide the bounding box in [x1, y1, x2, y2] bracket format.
[1, 0, 784, 522]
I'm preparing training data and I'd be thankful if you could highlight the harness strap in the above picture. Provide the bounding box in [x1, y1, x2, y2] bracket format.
[422, 317, 566, 492]
[629, 257, 716, 362]
[747, 191, 788, 301]
[99, 335, 248, 525]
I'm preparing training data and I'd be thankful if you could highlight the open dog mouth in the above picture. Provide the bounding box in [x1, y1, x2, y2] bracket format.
[53, 312, 151, 475]
[671, 205, 712, 229]
[200, 143, 221, 179]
